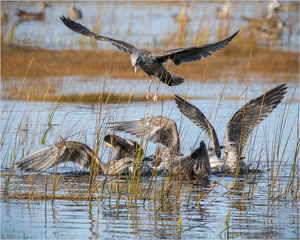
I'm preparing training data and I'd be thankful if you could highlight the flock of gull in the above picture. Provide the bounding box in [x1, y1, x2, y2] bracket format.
[16, 5, 288, 180]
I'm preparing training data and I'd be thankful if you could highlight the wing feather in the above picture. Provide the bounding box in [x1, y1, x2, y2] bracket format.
[60, 16, 137, 54]
[226, 84, 287, 155]
[104, 134, 143, 160]
[175, 95, 221, 158]
[154, 30, 239, 65]
[16, 141, 98, 172]
[110, 117, 179, 151]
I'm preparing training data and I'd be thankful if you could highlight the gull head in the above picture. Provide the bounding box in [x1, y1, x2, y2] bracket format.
[208, 146, 217, 158]
[104, 143, 113, 149]
[130, 52, 140, 75]
[221, 141, 238, 153]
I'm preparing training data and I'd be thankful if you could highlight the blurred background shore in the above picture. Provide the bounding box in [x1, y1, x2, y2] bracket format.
[1, 1, 299, 103]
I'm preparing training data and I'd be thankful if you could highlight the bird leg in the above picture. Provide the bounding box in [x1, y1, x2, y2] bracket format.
[147, 77, 153, 100]
[153, 79, 161, 103]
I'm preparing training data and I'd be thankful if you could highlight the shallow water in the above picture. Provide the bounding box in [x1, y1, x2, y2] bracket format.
[1, 172, 298, 239]
[2, 1, 299, 51]
[1, 80, 299, 239]
[1, 2, 299, 238]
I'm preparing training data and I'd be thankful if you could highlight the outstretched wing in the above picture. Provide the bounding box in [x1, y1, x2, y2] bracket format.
[16, 141, 98, 172]
[60, 16, 138, 54]
[226, 84, 287, 155]
[175, 95, 221, 158]
[110, 116, 180, 151]
[104, 134, 143, 160]
[169, 141, 210, 178]
[189, 141, 211, 178]
[154, 30, 239, 65]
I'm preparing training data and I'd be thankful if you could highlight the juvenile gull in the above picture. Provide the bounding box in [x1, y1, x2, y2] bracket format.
[60, 16, 239, 103]
[110, 116, 210, 178]
[151, 141, 211, 179]
[16, 134, 143, 175]
[110, 116, 180, 154]
[175, 84, 287, 172]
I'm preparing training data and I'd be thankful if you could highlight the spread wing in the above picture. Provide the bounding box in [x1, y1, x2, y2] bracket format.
[190, 141, 211, 178]
[169, 141, 210, 178]
[60, 16, 138, 54]
[175, 95, 221, 158]
[104, 134, 143, 160]
[110, 116, 179, 151]
[154, 30, 239, 65]
[16, 141, 98, 172]
[226, 84, 287, 155]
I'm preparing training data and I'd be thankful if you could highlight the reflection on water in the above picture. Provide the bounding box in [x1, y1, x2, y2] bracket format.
[1, 80, 299, 239]
[1, 170, 299, 239]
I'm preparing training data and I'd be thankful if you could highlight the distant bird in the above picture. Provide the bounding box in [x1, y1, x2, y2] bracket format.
[60, 16, 239, 103]
[110, 116, 211, 178]
[16, 134, 144, 175]
[267, 0, 280, 16]
[16, 2, 51, 25]
[243, 10, 286, 39]
[68, 1, 82, 20]
[242, 1, 286, 39]
[267, 0, 299, 12]
[216, 1, 232, 19]
[172, 3, 190, 24]
[277, 1, 299, 12]
[175, 84, 287, 172]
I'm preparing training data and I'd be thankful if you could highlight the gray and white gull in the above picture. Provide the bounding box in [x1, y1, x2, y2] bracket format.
[16, 134, 144, 175]
[175, 83, 287, 172]
[60, 16, 239, 103]
[110, 116, 211, 178]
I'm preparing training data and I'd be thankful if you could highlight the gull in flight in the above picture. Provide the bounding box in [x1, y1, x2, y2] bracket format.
[60, 16, 239, 103]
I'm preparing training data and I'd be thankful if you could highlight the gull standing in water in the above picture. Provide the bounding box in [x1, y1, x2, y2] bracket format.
[60, 16, 239, 103]
[16, 134, 143, 175]
[175, 84, 287, 172]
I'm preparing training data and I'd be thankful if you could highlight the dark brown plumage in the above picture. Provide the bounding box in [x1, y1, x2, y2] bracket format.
[16, 134, 143, 175]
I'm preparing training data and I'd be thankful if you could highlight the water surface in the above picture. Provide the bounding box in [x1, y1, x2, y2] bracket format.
[1, 80, 299, 239]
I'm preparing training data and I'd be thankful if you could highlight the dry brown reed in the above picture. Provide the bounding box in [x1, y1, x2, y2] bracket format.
[2, 43, 298, 81]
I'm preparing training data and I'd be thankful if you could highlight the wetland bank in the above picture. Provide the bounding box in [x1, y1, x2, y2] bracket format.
[1, 1, 299, 239]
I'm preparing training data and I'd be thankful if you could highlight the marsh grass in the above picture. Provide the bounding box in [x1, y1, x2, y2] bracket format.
[1, 82, 299, 237]
[2, 44, 298, 81]
[2, 69, 299, 208]
[1, 2, 299, 237]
